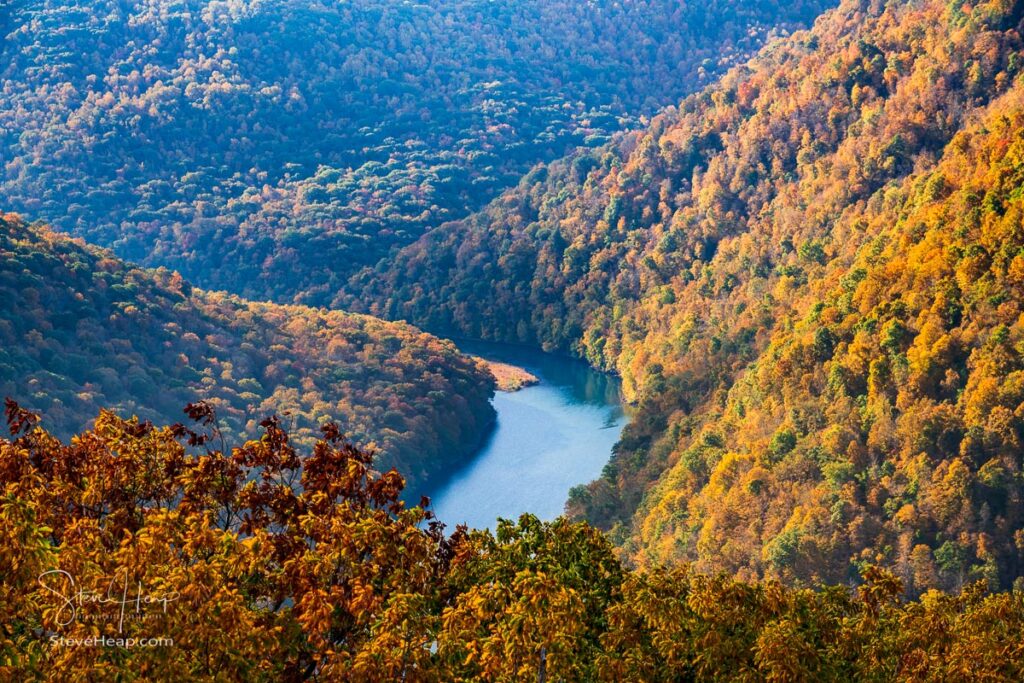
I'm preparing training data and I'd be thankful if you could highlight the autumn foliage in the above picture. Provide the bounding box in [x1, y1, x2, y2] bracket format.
[347, 0, 1024, 590]
[3, 403, 1024, 681]
[0, 216, 495, 491]
[8, 0, 1024, 677]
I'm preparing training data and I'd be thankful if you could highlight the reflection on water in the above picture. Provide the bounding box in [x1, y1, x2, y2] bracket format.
[427, 340, 629, 531]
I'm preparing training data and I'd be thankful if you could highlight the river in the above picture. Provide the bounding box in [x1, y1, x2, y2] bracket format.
[428, 340, 629, 530]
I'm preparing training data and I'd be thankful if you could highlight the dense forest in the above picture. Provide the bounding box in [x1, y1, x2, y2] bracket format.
[0, 0, 831, 303]
[346, 0, 1024, 591]
[11, 0, 1024, 675]
[3, 409, 1023, 681]
[0, 215, 494, 490]
[624, 96, 1024, 592]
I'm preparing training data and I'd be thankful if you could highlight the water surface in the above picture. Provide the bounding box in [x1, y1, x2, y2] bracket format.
[429, 341, 628, 530]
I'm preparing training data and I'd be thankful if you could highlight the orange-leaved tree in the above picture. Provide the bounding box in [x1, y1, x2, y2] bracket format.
[0, 399, 453, 681]
[4, 400, 1024, 681]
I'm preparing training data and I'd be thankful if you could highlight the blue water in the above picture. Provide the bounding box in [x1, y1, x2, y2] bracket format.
[428, 341, 628, 531]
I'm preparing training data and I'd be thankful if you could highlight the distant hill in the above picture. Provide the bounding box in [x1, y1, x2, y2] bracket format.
[346, 0, 1024, 592]
[0, 215, 494, 491]
[0, 0, 831, 303]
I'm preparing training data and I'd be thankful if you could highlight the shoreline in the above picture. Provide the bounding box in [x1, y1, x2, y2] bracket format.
[474, 357, 540, 392]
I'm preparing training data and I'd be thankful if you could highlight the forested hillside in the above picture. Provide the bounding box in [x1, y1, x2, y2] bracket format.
[346, 0, 1024, 589]
[0, 215, 494, 489]
[629, 95, 1024, 592]
[0, 0, 830, 303]
[11, 0, 1024, 671]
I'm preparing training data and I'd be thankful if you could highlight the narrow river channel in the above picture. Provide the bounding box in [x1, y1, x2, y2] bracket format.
[429, 340, 629, 530]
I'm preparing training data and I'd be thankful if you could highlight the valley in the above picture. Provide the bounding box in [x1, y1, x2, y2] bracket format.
[6, 0, 1024, 678]
[350, 0, 1024, 592]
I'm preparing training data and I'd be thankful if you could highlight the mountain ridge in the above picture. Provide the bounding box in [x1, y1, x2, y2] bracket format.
[0, 214, 495, 491]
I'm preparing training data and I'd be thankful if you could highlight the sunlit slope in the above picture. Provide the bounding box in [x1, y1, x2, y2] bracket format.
[346, 0, 1024, 588]
[631, 90, 1024, 592]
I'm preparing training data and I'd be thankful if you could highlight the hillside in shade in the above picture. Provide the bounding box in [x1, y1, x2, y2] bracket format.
[345, 0, 1024, 591]
[0, 0, 830, 303]
[0, 215, 494, 490]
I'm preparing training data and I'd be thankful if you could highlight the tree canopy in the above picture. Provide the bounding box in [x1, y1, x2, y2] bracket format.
[3, 404, 1024, 681]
